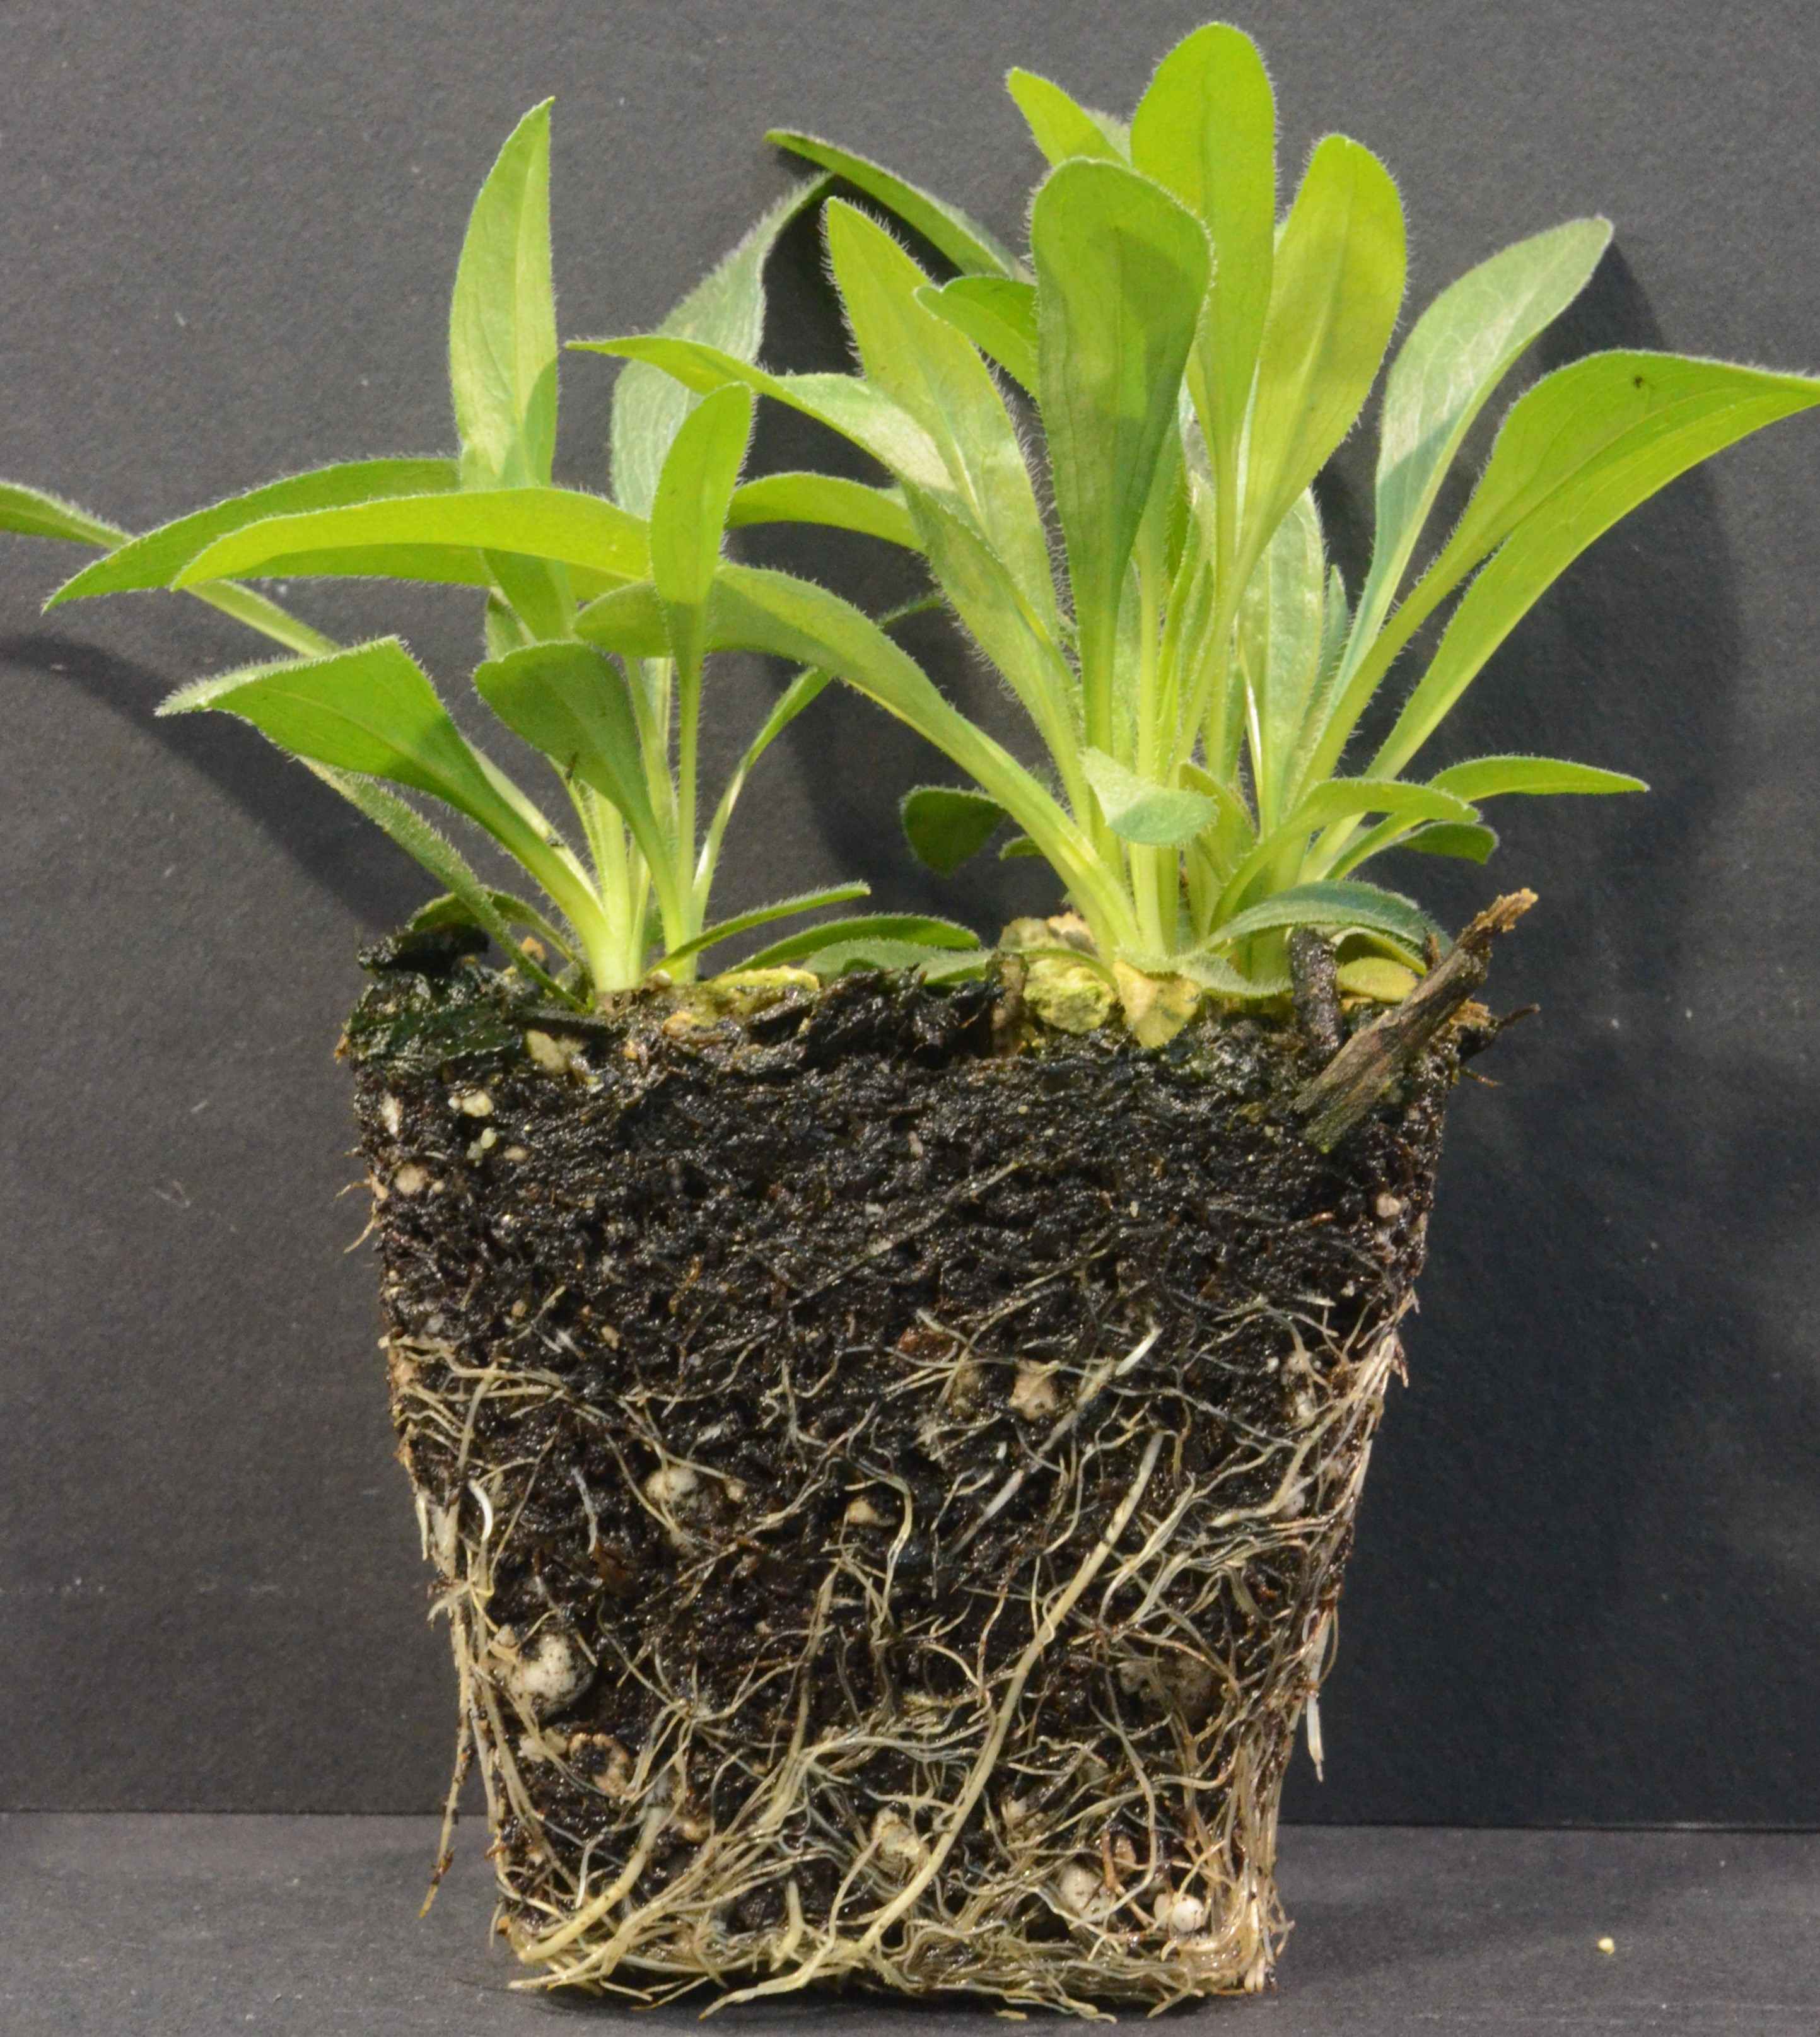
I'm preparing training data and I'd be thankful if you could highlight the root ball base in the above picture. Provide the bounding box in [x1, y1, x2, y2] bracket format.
[347, 955, 1459, 2015]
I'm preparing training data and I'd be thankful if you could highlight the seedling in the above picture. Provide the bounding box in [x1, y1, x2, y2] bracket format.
[576, 24, 1820, 1019]
[2, 108, 968, 1003]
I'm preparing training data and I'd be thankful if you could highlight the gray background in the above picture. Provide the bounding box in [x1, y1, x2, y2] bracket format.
[2, 0, 1816, 1827]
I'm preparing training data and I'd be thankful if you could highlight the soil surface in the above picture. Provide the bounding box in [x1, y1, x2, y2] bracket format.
[344, 939, 1465, 2011]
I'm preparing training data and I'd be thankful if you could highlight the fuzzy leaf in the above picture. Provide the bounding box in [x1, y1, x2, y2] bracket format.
[609, 178, 824, 520]
[313, 768, 581, 1006]
[450, 102, 557, 488]
[580, 336, 955, 499]
[0, 480, 121, 547]
[171, 487, 648, 593]
[1429, 754, 1647, 801]
[1397, 821, 1498, 862]
[651, 382, 755, 680]
[796, 936, 984, 981]
[653, 882, 872, 971]
[1375, 354, 1820, 778]
[157, 638, 593, 924]
[728, 471, 917, 549]
[1237, 489, 1327, 826]
[742, 911, 981, 969]
[1243, 136, 1404, 569]
[703, 562, 1112, 920]
[766, 130, 1020, 277]
[574, 580, 670, 658]
[1082, 747, 1219, 848]
[1030, 160, 1209, 734]
[825, 200, 1054, 617]
[1209, 878, 1440, 954]
[1006, 69, 1126, 166]
[49, 460, 460, 604]
[916, 277, 1039, 395]
[1129, 25, 1276, 534]
[472, 639, 672, 882]
[1348, 218, 1611, 666]
[901, 785, 1006, 873]
[407, 882, 575, 958]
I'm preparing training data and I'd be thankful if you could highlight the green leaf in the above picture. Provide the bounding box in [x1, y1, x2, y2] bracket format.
[728, 471, 917, 549]
[901, 785, 1006, 873]
[1082, 747, 1219, 848]
[1006, 69, 1126, 166]
[170, 486, 648, 594]
[1429, 754, 1648, 801]
[1208, 878, 1440, 954]
[742, 911, 982, 969]
[0, 480, 122, 547]
[766, 130, 1020, 277]
[472, 639, 675, 902]
[49, 460, 460, 604]
[1030, 159, 1209, 744]
[824, 199, 1054, 616]
[1236, 489, 1327, 826]
[578, 336, 955, 498]
[1347, 218, 1611, 668]
[916, 277, 1039, 395]
[609, 178, 825, 520]
[703, 563, 1128, 939]
[1129, 25, 1276, 543]
[407, 882, 576, 958]
[157, 636, 596, 926]
[651, 381, 755, 681]
[999, 834, 1042, 860]
[1374, 353, 1820, 779]
[450, 101, 557, 489]
[310, 767, 583, 1007]
[574, 580, 670, 657]
[1215, 773, 1478, 914]
[1398, 821, 1498, 863]
[653, 882, 872, 971]
[796, 936, 985, 980]
[1243, 136, 1404, 571]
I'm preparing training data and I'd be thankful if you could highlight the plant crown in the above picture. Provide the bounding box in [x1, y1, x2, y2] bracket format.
[8, 28, 1819, 1018]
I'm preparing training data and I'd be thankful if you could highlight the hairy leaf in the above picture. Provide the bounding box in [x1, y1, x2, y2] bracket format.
[653, 882, 871, 971]
[1006, 69, 1126, 166]
[579, 336, 954, 498]
[1243, 136, 1404, 572]
[609, 178, 824, 519]
[1429, 754, 1647, 800]
[1208, 877, 1440, 954]
[766, 130, 1020, 277]
[574, 580, 670, 657]
[1397, 821, 1498, 862]
[916, 277, 1039, 395]
[1347, 218, 1611, 668]
[651, 382, 754, 680]
[0, 480, 121, 547]
[1030, 160, 1208, 743]
[472, 639, 674, 892]
[1375, 355, 1820, 778]
[825, 200, 1053, 613]
[49, 460, 460, 604]
[313, 768, 583, 1007]
[1129, 25, 1276, 540]
[728, 471, 917, 549]
[1083, 747, 1219, 848]
[742, 911, 982, 969]
[450, 101, 557, 488]
[901, 785, 1006, 873]
[172, 486, 648, 593]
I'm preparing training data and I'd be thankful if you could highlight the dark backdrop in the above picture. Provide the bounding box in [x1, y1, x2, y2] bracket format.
[3, 0, 1817, 1826]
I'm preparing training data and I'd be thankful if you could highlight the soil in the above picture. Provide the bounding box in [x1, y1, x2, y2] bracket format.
[344, 935, 1470, 2013]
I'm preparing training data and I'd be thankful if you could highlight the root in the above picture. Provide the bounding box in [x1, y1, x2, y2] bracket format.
[389, 1302, 1408, 2016]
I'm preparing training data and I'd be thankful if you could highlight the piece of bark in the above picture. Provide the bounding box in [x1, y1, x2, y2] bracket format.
[1292, 892, 1536, 1151]
[1288, 928, 1345, 1063]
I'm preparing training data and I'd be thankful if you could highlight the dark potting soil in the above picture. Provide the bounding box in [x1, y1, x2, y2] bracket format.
[343, 938, 1467, 2005]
